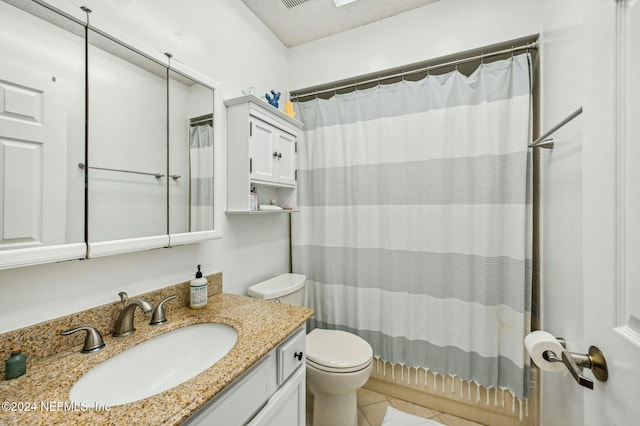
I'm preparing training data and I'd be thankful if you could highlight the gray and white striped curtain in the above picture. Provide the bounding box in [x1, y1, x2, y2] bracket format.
[189, 124, 214, 231]
[292, 54, 532, 400]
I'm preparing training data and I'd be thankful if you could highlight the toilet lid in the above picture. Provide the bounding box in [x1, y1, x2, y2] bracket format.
[306, 329, 373, 373]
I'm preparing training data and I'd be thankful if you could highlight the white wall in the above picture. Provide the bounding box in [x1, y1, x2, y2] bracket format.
[0, 0, 292, 333]
[288, 0, 541, 90]
[538, 1, 584, 424]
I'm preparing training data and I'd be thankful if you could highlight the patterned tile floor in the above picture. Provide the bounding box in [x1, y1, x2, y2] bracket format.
[306, 387, 486, 426]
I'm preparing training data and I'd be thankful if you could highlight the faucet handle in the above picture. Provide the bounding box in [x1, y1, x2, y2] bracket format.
[61, 326, 106, 354]
[150, 295, 177, 326]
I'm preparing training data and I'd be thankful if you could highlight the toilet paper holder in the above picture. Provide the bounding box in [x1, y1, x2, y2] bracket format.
[542, 337, 608, 390]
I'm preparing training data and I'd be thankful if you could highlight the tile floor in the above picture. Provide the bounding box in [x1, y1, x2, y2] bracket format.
[306, 387, 486, 426]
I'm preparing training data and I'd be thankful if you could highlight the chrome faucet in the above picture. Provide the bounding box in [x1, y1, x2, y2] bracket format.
[113, 291, 154, 337]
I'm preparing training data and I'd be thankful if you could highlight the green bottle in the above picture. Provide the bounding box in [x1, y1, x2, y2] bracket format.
[5, 348, 27, 379]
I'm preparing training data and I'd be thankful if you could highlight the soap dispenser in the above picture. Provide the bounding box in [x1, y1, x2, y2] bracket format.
[190, 265, 208, 309]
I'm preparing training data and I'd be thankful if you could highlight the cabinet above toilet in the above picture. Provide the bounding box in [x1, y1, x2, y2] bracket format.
[225, 95, 303, 214]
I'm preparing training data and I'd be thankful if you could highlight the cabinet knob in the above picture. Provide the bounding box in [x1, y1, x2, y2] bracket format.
[273, 151, 279, 158]
[277, 152, 282, 159]
[294, 351, 303, 361]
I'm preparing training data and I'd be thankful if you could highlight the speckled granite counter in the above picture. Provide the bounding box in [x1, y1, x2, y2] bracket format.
[0, 281, 313, 425]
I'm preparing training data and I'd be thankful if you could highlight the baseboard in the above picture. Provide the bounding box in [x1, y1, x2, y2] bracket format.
[363, 363, 539, 426]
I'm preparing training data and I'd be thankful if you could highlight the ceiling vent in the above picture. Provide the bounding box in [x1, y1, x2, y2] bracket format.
[280, 0, 312, 9]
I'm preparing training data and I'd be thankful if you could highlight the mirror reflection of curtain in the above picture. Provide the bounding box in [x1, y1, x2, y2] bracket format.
[189, 124, 214, 231]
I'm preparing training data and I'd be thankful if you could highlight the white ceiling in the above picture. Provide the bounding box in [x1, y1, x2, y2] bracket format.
[240, 0, 439, 47]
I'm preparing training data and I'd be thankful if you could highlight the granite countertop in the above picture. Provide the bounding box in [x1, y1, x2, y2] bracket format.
[0, 293, 314, 425]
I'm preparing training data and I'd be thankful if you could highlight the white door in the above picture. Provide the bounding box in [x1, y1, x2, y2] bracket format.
[581, 0, 640, 424]
[0, 62, 66, 250]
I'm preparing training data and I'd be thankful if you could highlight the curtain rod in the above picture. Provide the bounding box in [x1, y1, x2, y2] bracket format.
[291, 41, 538, 101]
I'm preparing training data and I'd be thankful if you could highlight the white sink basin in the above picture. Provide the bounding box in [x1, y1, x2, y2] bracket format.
[69, 323, 238, 406]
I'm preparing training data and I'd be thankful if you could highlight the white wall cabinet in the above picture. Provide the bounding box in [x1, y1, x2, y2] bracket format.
[226, 95, 303, 213]
[184, 326, 306, 426]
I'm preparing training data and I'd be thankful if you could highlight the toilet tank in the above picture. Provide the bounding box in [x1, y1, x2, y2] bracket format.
[247, 273, 306, 306]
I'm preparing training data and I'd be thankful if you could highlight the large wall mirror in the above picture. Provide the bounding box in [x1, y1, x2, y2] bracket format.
[0, 1, 86, 269]
[87, 29, 170, 257]
[0, 0, 219, 267]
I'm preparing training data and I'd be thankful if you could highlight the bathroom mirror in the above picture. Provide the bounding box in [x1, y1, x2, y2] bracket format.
[167, 67, 216, 245]
[0, 0, 220, 265]
[86, 29, 170, 257]
[0, 1, 87, 269]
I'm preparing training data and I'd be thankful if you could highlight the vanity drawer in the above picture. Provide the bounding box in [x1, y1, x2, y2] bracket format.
[277, 326, 306, 385]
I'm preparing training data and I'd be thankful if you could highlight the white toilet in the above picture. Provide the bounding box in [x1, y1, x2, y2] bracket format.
[247, 273, 373, 426]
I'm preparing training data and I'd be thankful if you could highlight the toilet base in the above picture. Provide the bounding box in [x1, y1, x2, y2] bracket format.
[306, 361, 373, 426]
[309, 383, 358, 426]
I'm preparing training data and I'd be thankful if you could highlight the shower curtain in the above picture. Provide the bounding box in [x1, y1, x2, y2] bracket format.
[292, 54, 532, 401]
[189, 124, 214, 231]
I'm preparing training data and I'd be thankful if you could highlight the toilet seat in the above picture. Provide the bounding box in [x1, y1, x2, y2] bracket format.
[306, 329, 373, 373]
[306, 357, 372, 373]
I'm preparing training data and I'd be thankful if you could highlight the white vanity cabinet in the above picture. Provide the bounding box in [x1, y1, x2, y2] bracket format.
[184, 326, 306, 426]
[225, 95, 303, 213]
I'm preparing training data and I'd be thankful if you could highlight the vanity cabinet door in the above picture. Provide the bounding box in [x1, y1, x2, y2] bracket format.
[184, 354, 277, 425]
[247, 366, 305, 426]
[249, 326, 306, 426]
